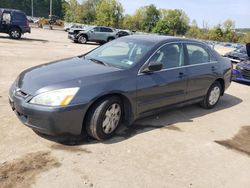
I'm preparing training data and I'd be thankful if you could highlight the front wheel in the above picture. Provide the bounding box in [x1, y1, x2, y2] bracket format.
[9, 28, 22, 39]
[200, 81, 222, 109]
[86, 97, 123, 140]
[78, 35, 87, 44]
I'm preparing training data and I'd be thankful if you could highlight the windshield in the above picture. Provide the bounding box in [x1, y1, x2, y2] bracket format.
[235, 47, 247, 54]
[85, 39, 153, 69]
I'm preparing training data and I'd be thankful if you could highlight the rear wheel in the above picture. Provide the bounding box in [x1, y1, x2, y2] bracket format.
[9, 27, 21, 39]
[200, 81, 222, 109]
[86, 97, 123, 140]
[78, 35, 87, 44]
[107, 37, 115, 42]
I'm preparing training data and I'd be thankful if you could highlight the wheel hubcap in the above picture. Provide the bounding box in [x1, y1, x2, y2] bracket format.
[79, 36, 86, 43]
[209, 86, 220, 105]
[102, 103, 121, 134]
[12, 31, 20, 38]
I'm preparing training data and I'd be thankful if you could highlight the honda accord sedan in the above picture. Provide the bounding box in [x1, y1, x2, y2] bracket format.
[9, 36, 232, 140]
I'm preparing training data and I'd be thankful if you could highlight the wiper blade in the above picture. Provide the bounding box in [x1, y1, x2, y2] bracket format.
[89, 58, 108, 66]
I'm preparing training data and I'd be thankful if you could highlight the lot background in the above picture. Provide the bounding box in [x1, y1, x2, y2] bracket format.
[0, 29, 250, 188]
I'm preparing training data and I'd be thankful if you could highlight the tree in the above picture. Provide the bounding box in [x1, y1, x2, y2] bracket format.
[208, 25, 224, 41]
[142, 4, 160, 32]
[81, 0, 100, 24]
[64, 0, 82, 22]
[186, 19, 202, 39]
[0, 0, 65, 18]
[222, 19, 237, 42]
[95, 0, 123, 28]
[153, 9, 189, 36]
[239, 32, 250, 43]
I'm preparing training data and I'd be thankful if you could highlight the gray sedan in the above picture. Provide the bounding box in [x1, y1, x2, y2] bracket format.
[9, 36, 232, 140]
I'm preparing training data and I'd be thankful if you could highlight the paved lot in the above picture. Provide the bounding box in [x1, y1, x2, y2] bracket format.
[0, 28, 250, 188]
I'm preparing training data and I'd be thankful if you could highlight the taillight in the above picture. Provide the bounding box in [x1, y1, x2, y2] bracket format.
[26, 19, 29, 27]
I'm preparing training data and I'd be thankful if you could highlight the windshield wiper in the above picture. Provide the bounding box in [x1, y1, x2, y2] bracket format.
[89, 58, 108, 66]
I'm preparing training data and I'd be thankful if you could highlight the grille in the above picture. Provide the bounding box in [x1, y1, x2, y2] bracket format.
[241, 67, 250, 80]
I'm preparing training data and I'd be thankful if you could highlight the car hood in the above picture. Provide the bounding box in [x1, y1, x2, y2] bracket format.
[226, 51, 248, 60]
[238, 60, 250, 68]
[17, 57, 121, 94]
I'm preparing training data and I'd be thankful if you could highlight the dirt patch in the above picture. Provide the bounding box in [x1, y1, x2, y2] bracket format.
[50, 144, 92, 153]
[0, 151, 61, 188]
[215, 126, 250, 157]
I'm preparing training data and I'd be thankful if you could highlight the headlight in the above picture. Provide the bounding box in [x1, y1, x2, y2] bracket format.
[29, 87, 79, 107]
[236, 66, 244, 70]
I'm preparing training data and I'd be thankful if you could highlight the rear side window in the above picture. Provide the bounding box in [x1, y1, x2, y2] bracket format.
[186, 44, 210, 65]
[2, 12, 11, 24]
[101, 27, 113, 32]
[13, 12, 26, 21]
[149, 43, 184, 69]
[93, 27, 100, 32]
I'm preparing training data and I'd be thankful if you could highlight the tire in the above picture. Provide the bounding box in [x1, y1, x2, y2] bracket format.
[200, 81, 222, 109]
[107, 37, 114, 42]
[78, 35, 87, 44]
[9, 27, 22, 39]
[86, 97, 123, 140]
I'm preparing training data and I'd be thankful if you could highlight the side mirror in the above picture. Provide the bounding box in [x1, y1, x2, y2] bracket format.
[142, 61, 163, 73]
[246, 43, 250, 58]
[90, 29, 94, 33]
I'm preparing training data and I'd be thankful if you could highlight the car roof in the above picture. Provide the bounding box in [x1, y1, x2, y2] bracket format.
[0, 8, 25, 14]
[122, 35, 205, 45]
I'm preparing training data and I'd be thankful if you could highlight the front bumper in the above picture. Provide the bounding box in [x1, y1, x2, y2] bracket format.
[232, 69, 250, 83]
[9, 88, 88, 136]
[68, 34, 77, 41]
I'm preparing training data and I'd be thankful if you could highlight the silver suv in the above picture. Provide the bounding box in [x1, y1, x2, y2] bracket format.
[68, 26, 117, 44]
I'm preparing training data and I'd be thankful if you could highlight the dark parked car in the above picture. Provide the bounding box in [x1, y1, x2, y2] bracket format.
[68, 26, 117, 44]
[116, 30, 131, 38]
[0, 8, 30, 39]
[232, 43, 250, 83]
[224, 46, 248, 64]
[9, 36, 232, 140]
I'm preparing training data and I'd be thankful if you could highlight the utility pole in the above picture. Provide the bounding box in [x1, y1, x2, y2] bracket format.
[31, 0, 33, 17]
[50, 0, 52, 18]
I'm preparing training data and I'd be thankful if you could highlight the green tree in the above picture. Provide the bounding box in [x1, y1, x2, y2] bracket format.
[153, 9, 189, 36]
[142, 4, 160, 32]
[186, 19, 202, 39]
[81, 0, 100, 24]
[64, 0, 82, 22]
[0, 0, 65, 18]
[239, 32, 250, 43]
[208, 25, 224, 41]
[95, 0, 123, 28]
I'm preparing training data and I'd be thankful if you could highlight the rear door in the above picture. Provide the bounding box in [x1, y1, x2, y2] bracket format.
[136, 43, 188, 115]
[184, 43, 219, 100]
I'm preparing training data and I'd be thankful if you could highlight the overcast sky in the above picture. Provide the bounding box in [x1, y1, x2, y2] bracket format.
[78, 0, 250, 28]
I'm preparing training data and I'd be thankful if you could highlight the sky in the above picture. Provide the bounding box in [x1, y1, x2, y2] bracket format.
[79, 0, 250, 28]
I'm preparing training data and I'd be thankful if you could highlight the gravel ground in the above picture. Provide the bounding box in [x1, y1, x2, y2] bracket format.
[0, 28, 250, 188]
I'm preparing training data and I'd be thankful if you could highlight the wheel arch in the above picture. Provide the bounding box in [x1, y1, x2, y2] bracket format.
[215, 78, 225, 95]
[8, 25, 22, 33]
[82, 93, 134, 133]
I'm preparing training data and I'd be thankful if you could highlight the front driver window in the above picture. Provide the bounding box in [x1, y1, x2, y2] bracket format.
[149, 43, 184, 69]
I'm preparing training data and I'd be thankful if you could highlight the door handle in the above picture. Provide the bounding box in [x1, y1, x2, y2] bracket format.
[178, 72, 186, 79]
[211, 66, 216, 71]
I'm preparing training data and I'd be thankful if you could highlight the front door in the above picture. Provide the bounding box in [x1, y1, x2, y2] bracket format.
[136, 43, 188, 115]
